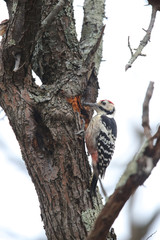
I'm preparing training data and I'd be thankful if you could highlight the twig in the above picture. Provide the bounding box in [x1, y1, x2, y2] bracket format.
[146, 231, 157, 240]
[128, 36, 133, 56]
[142, 81, 154, 139]
[41, 0, 65, 28]
[125, 6, 157, 71]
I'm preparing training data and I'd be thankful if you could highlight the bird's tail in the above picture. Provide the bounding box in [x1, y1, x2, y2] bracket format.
[90, 174, 107, 198]
[90, 174, 98, 196]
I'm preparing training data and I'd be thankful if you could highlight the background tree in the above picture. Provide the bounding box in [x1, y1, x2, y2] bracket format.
[2, 2, 160, 240]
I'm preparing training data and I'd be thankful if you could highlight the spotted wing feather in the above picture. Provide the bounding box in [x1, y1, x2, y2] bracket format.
[97, 115, 117, 178]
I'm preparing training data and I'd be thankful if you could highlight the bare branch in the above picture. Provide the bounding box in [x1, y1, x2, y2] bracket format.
[41, 0, 65, 28]
[127, 36, 133, 57]
[87, 82, 160, 240]
[85, 25, 105, 66]
[125, 6, 157, 71]
[87, 138, 160, 240]
[80, 0, 105, 73]
[146, 231, 157, 240]
[142, 81, 154, 139]
[148, 0, 160, 11]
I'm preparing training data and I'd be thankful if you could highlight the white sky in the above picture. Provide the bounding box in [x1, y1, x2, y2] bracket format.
[1, 0, 160, 239]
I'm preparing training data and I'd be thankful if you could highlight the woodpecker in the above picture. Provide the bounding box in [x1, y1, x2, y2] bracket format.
[84, 99, 117, 195]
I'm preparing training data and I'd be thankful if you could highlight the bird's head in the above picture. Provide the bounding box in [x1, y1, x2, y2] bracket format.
[84, 99, 115, 116]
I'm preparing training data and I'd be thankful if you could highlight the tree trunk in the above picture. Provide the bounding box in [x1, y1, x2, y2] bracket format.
[0, 0, 105, 239]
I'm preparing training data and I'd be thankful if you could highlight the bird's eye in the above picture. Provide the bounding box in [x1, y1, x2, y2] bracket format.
[101, 101, 106, 105]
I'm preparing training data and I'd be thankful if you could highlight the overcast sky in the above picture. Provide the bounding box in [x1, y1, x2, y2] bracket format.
[0, 0, 160, 239]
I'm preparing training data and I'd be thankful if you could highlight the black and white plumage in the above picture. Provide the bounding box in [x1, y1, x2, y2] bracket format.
[85, 100, 117, 195]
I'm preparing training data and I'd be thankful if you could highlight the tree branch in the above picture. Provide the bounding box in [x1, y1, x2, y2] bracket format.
[142, 81, 154, 139]
[127, 36, 134, 57]
[41, 0, 65, 27]
[85, 25, 105, 67]
[87, 82, 160, 240]
[1, 0, 42, 72]
[125, 6, 157, 71]
[80, 0, 105, 73]
[146, 231, 157, 240]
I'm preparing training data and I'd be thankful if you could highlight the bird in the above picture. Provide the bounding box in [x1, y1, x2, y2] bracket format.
[84, 99, 117, 195]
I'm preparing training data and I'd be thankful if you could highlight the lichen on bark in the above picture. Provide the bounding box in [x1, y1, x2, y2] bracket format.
[0, 0, 106, 239]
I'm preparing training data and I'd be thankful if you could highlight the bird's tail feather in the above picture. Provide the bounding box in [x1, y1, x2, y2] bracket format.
[90, 174, 107, 197]
[90, 174, 98, 196]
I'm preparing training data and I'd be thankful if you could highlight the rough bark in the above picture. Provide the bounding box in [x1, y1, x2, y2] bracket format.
[1, 1, 160, 240]
[0, 0, 105, 239]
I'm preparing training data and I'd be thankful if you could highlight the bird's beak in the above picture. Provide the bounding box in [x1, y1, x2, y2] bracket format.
[83, 102, 98, 110]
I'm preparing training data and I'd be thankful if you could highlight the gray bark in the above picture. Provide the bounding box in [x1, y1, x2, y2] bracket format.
[0, 0, 105, 239]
